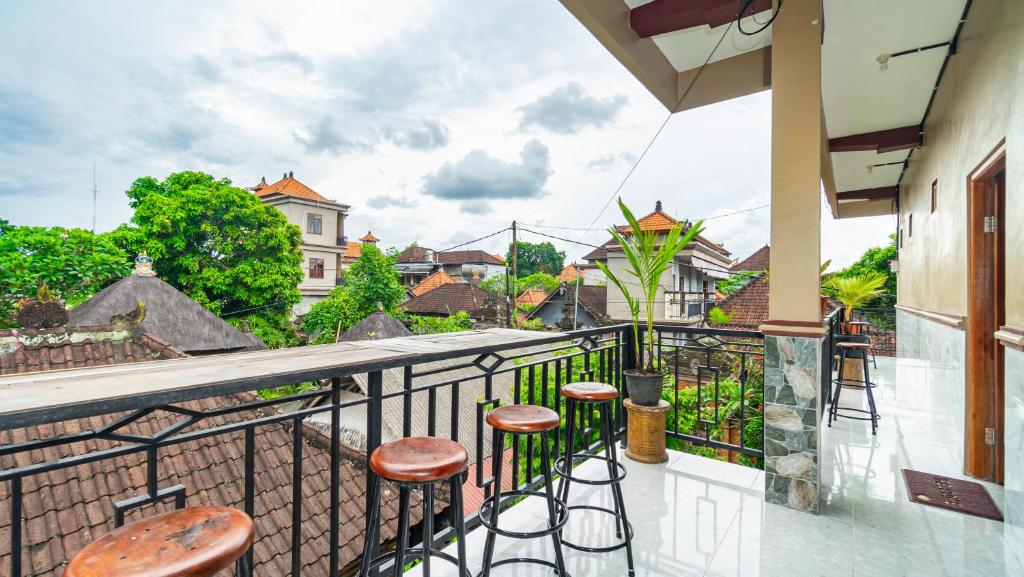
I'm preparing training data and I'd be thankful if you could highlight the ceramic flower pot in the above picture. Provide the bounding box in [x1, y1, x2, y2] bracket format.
[624, 369, 665, 406]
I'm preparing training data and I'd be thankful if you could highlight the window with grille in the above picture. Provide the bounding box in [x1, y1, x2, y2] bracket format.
[309, 258, 325, 279]
[307, 213, 323, 235]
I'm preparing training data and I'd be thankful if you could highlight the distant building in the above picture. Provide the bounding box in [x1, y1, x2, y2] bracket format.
[402, 283, 505, 325]
[253, 172, 350, 314]
[583, 201, 731, 324]
[68, 255, 265, 355]
[396, 247, 505, 286]
[527, 284, 609, 330]
[409, 270, 457, 298]
[556, 263, 602, 286]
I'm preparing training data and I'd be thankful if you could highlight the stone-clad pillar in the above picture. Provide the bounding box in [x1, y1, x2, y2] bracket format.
[763, 334, 823, 513]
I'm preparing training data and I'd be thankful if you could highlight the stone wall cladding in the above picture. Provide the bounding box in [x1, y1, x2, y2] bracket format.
[764, 334, 822, 513]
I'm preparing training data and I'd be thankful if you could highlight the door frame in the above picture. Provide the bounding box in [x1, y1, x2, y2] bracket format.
[965, 140, 1006, 482]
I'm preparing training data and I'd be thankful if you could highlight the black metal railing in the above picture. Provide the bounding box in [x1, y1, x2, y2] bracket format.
[0, 323, 762, 577]
[849, 305, 897, 357]
[822, 306, 845, 419]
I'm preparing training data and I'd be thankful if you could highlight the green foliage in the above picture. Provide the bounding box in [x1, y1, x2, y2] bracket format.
[114, 171, 304, 322]
[506, 241, 565, 276]
[0, 224, 131, 322]
[716, 270, 758, 297]
[480, 272, 559, 298]
[302, 286, 362, 343]
[707, 306, 733, 325]
[258, 382, 317, 400]
[517, 317, 547, 331]
[302, 245, 405, 343]
[597, 199, 704, 372]
[226, 313, 300, 349]
[408, 311, 474, 334]
[823, 273, 887, 321]
[833, 234, 897, 298]
[345, 243, 405, 316]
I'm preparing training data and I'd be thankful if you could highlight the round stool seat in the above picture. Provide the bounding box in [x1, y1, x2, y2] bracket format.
[369, 437, 468, 483]
[837, 341, 872, 350]
[486, 405, 560, 433]
[64, 506, 254, 577]
[561, 381, 618, 401]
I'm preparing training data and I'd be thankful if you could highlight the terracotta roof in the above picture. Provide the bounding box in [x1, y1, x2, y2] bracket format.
[359, 231, 380, 243]
[616, 208, 679, 234]
[715, 275, 769, 328]
[409, 271, 457, 297]
[516, 289, 548, 307]
[396, 246, 434, 264]
[435, 250, 505, 266]
[402, 283, 494, 316]
[731, 245, 770, 272]
[1, 324, 186, 375]
[0, 391, 428, 577]
[343, 241, 361, 260]
[492, 254, 506, 264]
[254, 174, 332, 203]
[556, 264, 583, 283]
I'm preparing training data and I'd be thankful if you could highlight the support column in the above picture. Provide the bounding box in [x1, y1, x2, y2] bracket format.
[760, 0, 826, 514]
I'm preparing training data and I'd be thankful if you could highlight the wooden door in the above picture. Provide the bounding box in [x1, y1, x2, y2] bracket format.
[966, 151, 1006, 483]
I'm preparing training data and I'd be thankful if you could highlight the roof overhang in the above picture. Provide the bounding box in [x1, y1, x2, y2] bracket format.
[562, 0, 971, 220]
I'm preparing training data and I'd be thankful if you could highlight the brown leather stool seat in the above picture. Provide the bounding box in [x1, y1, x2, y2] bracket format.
[369, 436, 468, 484]
[486, 404, 560, 433]
[64, 506, 254, 577]
[836, 341, 871, 350]
[561, 381, 618, 401]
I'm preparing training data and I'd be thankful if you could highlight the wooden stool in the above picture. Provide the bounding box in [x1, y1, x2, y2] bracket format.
[360, 436, 470, 577]
[555, 382, 636, 576]
[64, 506, 254, 577]
[479, 405, 568, 577]
[828, 342, 880, 435]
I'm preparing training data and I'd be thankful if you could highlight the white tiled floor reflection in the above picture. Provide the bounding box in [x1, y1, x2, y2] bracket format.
[408, 357, 1022, 576]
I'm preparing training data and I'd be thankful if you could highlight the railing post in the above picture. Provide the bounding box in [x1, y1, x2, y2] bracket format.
[365, 370, 383, 577]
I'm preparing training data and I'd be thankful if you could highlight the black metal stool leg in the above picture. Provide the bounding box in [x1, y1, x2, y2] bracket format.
[480, 428, 503, 577]
[451, 478, 469, 577]
[863, 350, 879, 435]
[830, 349, 848, 426]
[358, 475, 382, 577]
[394, 486, 411, 575]
[601, 403, 635, 576]
[600, 404, 623, 540]
[540, 431, 568, 576]
[556, 398, 576, 513]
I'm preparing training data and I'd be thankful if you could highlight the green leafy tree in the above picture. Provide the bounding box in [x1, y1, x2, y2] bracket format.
[480, 272, 559, 297]
[834, 234, 897, 297]
[506, 241, 565, 276]
[302, 243, 405, 343]
[407, 311, 474, 334]
[0, 225, 131, 320]
[113, 171, 304, 322]
[708, 306, 733, 325]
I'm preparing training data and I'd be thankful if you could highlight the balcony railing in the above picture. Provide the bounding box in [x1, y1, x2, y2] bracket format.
[0, 323, 763, 576]
[663, 291, 716, 322]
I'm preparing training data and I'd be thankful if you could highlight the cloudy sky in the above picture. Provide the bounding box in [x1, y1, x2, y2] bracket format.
[0, 0, 894, 268]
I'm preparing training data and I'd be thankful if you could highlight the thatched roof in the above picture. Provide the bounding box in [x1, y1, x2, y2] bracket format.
[339, 311, 411, 342]
[68, 275, 265, 354]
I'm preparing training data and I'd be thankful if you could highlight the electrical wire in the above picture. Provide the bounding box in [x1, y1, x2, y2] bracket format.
[432, 227, 511, 254]
[737, 0, 782, 36]
[574, 18, 739, 247]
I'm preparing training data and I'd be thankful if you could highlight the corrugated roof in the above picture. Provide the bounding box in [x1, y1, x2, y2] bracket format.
[409, 271, 457, 297]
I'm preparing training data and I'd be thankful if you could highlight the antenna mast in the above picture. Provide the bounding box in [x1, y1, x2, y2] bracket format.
[91, 164, 101, 232]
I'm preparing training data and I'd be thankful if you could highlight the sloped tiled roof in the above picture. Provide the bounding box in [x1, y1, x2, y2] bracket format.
[616, 208, 679, 234]
[402, 283, 493, 315]
[359, 231, 380, 243]
[731, 245, 770, 272]
[343, 241, 362, 260]
[582, 245, 608, 262]
[588, 203, 730, 260]
[0, 324, 186, 375]
[409, 271, 457, 297]
[254, 175, 332, 203]
[435, 250, 505, 266]
[397, 246, 434, 264]
[556, 264, 583, 283]
[715, 275, 769, 328]
[577, 285, 607, 318]
[516, 289, 548, 307]
[0, 392, 425, 576]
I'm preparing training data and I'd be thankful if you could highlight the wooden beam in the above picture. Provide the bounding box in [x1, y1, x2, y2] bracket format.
[631, 0, 772, 39]
[829, 125, 922, 154]
[836, 186, 898, 202]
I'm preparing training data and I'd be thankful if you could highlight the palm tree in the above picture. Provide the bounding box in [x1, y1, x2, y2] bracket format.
[823, 273, 886, 323]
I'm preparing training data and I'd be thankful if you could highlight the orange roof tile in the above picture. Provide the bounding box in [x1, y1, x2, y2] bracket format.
[254, 174, 332, 202]
[359, 231, 380, 243]
[516, 289, 548, 307]
[343, 241, 361, 260]
[410, 271, 457, 297]
[557, 264, 583, 283]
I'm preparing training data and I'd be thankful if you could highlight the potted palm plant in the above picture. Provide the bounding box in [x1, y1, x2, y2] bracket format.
[823, 273, 886, 333]
[596, 199, 704, 406]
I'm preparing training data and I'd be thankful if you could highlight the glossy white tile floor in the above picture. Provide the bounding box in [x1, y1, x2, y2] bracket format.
[407, 357, 1022, 576]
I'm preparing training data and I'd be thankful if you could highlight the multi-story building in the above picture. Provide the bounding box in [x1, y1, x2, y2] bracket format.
[396, 247, 506, 287]
[253, 172, 349, 315]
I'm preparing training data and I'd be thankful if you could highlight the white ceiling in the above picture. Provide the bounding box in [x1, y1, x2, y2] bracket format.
[822, 0, 966, 198]
[623, 1, 773, 72]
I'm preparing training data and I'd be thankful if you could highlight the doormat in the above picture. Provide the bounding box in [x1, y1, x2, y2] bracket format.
[901, 469, 1003, 521]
